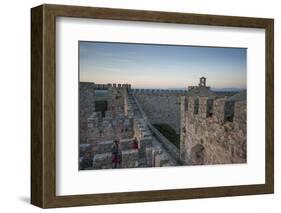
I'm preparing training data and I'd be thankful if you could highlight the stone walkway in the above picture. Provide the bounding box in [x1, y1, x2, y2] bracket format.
[128, 92, 178, 166]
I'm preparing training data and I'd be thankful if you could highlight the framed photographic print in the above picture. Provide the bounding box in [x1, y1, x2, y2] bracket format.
[31, 4, 274, 208]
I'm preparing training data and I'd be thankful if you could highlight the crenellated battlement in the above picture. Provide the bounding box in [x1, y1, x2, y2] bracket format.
[181, 91, 246, 124]
[92, 83, 132, 90]
[131, 88, 187, 95]
[87, 111, 131, 126]
[80, 82, 132, 90]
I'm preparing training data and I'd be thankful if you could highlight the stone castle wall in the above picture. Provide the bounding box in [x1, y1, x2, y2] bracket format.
[80, 80, 247, 169]
[79, 83, 96, 144]
[86, 112, 134, 144]
[180, 95, 246, 165]
[79, 82, 133, 144]
[79, 83, 158, 170]
[107, 87, 126, 117]
[133, 90, 186, 133]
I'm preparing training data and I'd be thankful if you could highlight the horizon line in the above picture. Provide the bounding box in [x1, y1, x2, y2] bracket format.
[79, 81, 246, 90]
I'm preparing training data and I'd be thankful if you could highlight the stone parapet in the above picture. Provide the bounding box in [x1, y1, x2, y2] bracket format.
[180, 91, 247, 165]
[92, 153, 112, 169]
[121, 149, 139, 168]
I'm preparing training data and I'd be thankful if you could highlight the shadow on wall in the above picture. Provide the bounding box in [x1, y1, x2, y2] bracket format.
[153, 123, 180, 148]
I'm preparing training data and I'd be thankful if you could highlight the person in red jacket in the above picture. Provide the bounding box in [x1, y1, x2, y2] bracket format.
[112, 139, 119, 168]
[132, 137, 139, 149]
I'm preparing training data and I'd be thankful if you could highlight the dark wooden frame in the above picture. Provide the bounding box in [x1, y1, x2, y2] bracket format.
[31, 4, 274, 208]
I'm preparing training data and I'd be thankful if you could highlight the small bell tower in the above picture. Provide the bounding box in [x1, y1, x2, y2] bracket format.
[199, 76, 206, 87]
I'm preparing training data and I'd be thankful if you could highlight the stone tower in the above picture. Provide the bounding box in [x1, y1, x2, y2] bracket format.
[199, 76, 206, 87]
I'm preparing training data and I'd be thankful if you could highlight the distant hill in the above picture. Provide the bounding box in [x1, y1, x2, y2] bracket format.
[134, 87, 244, 92]
[211, 88, 244, 92]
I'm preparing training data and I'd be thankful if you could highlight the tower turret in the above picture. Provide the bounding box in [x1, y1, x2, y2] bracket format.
[199, 76, 206, 87]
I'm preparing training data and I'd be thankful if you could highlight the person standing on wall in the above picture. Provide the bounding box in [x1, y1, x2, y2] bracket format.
[111, 139, 119, 168]
[132, 137, 139, 149]
[117, 138, 122, 167]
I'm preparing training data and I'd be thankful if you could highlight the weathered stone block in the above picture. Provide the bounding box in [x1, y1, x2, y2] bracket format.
[96, 140, 113, 154]
[93, 153, 112, 169]
[145, 147, 153, 167]
[138, 137, 152, 159]
[155, 153, 170, 167]
[119, 139, 134, 150]
[121, 149, 139, 168]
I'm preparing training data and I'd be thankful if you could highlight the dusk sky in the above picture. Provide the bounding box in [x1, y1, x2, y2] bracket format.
[79, 41, 246, 89]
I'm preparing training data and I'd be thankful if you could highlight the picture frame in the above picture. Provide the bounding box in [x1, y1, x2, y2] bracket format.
[31, 4, 274, 208]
